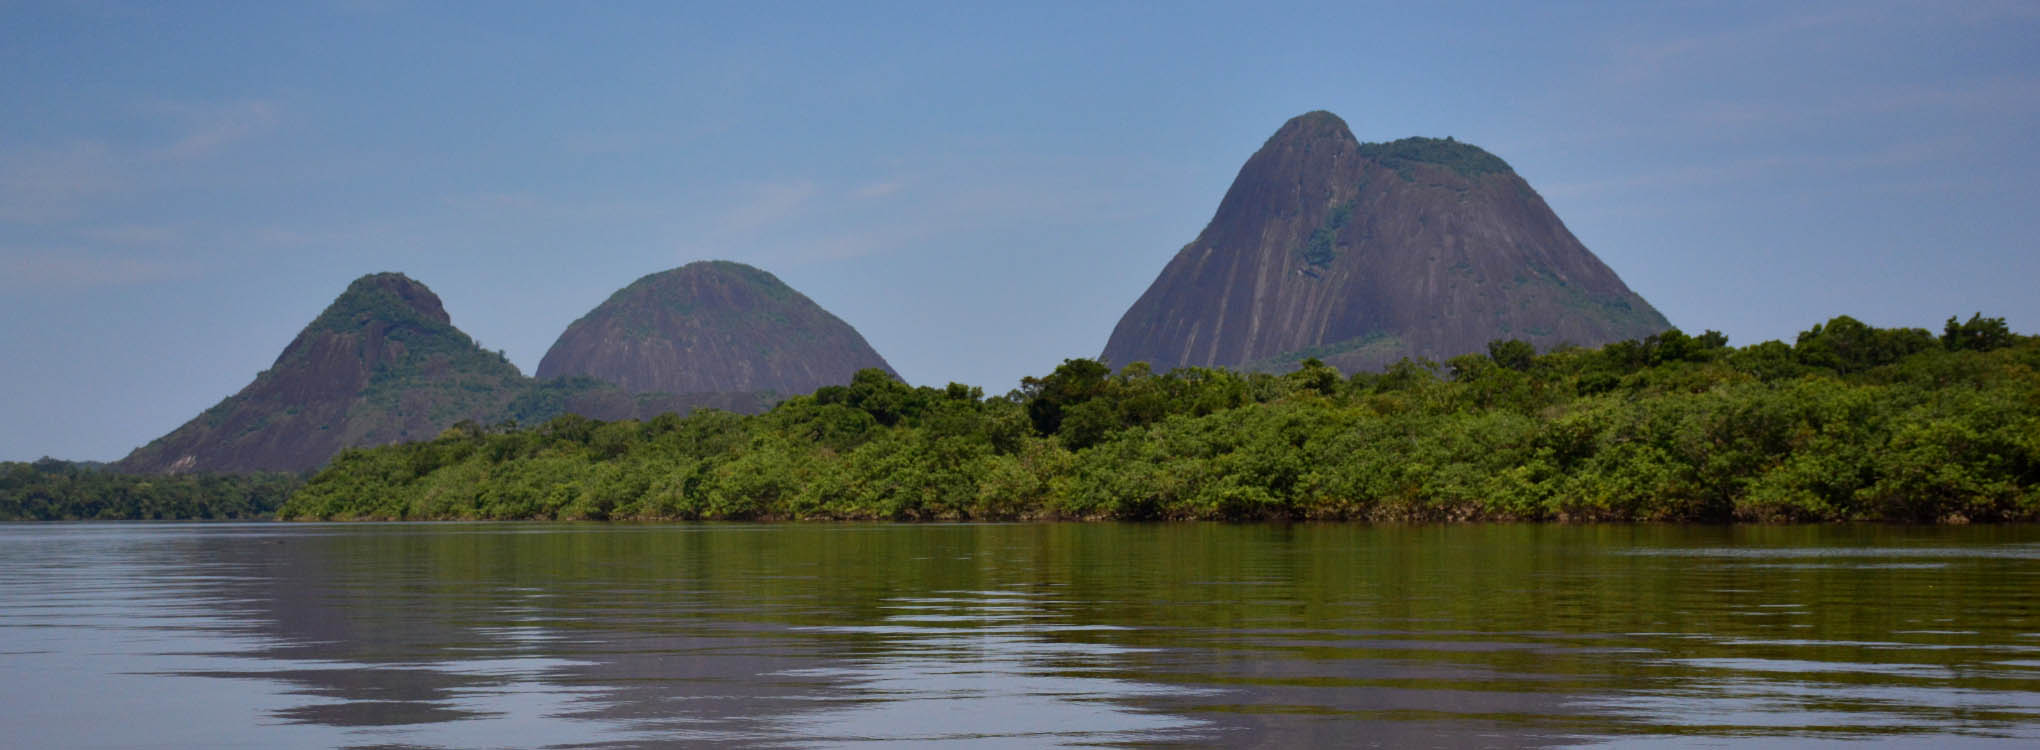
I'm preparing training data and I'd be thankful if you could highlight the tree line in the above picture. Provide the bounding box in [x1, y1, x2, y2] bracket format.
[273, 313, 2039, 523]
[1, 459, 300, 520]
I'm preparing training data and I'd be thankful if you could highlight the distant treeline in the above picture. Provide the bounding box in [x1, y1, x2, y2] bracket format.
[278, 314, 2040, 523]
[1, 459, 301, 521]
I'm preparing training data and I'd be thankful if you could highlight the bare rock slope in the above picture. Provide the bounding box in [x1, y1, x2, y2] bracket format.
[117, 268, 838, 474]
[1103, 111, 1669, 373]
[538, 261, 897, 396]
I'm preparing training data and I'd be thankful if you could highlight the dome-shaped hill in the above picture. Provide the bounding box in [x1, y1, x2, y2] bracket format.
[537, 261, 897, 396]
[115, 270, 802, 475]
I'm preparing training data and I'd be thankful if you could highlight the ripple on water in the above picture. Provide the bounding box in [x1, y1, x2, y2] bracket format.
[4, 523, 2039, 748]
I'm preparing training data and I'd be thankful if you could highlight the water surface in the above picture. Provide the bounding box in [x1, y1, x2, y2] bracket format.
[3, 523, 2038, 748]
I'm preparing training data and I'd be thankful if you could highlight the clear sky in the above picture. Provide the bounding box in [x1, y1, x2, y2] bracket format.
[4, 1, 2037, 462]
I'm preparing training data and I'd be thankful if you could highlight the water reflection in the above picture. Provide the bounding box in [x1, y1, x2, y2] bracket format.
[779, 589, 1212, 746]
[2, 523, 2039, 748]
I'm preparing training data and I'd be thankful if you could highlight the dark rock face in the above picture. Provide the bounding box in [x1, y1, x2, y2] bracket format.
[115, 266, 852, 475]
[538, 261, 898, 396]
[510, 375, 777, 424]
[116, 273, 532, 474]
[1103, 111, 1670, 373]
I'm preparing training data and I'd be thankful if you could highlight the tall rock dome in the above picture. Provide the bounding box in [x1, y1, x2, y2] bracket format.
[1103, 111, 1669, 372]
[538, 261, 897, 396]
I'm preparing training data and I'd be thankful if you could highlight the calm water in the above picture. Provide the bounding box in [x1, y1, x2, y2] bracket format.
[3, 523, 2039, 749]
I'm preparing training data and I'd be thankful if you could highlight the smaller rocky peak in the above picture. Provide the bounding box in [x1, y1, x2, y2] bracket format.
[307, 272, 453, 334]
[538, 260, 897, 396]
[693, 258, 792, 288]
[1265, 110, 1358, 149]
[591, 261, 798, 328]
[274, 272, 469, 373]
[115, 271, 525, 474]
[624, 260, 792, 300]
[1213, 111, 1370, 222]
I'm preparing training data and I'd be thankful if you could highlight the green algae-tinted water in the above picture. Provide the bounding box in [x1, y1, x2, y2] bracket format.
[3, 522, 2037, 748]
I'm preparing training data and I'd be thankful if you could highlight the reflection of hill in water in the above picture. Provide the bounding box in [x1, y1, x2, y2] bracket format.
[156, 527, 1235, 747]
[19, 524, 2037, 747]
[128, 525, 1597, 748]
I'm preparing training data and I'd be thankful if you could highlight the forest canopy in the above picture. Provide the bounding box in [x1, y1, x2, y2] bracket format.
[274, 314, 2040, 524]
[1, 459, 299, 520]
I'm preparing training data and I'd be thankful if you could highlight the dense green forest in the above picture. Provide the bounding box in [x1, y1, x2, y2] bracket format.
[278, 314, 2040, 523]
[1, 459, 300, 520]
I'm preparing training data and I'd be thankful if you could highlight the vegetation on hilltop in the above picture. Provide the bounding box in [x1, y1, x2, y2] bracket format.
[1357, 136, 1514, 179]
[304, 272, 453, 335]
[112, 272, 542, 473]
[280, 314, 2040, 524]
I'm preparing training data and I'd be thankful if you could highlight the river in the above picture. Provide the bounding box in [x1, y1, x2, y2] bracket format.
[3, 522, 2037, 748]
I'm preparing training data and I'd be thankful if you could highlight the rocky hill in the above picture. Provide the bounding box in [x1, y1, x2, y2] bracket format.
[115, 265, 867, 475]
[115, 273, 534, 474]
[1103, 111, 1669, 373]
[538, 261, 897, 396]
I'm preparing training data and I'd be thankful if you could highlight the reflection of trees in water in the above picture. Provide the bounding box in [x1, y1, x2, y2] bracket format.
[773, 590, 1218, 746]
[132, 523, 2040, 748]
[166, 527, 857, 745]
[167, 525, 1597, 747]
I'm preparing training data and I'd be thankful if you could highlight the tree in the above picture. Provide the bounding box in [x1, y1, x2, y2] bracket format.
[1021, 358, 1112, 436]
[1486, 339, 1536, 372]
[1286, 357, 1343, 395]
[1795, 316, 1934, 374]
[1943, 313, 2014, 352]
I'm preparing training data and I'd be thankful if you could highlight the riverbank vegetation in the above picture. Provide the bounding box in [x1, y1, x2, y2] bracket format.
[278, 314, 2040, 523]
[1, 459, 300, 520]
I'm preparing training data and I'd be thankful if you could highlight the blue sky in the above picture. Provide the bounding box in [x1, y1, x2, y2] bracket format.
[4, 0, 2037, 462]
